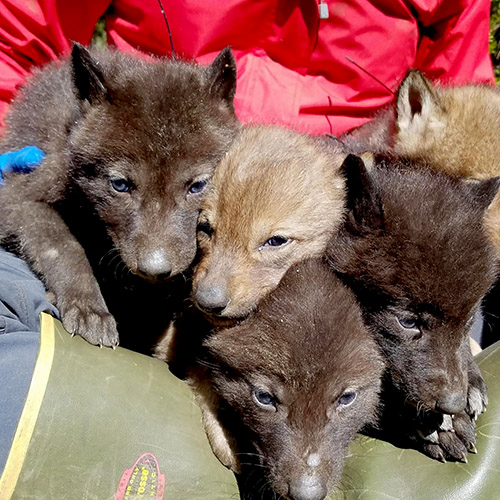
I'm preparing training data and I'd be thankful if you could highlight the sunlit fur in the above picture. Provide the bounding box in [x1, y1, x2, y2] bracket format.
[192, 125, 347, 320]
[346, 70, 500, 255]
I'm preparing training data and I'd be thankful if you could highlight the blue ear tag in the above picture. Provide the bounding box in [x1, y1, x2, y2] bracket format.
[319, 2, 329, 19]
[0, 146, 45, 185]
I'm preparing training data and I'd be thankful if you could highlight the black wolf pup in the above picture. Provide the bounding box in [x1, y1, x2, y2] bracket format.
[327, 155, 499, 461]
[189, 258, 384, 500]
[0, 44, 238, 349]
[345, 69, 500, 255]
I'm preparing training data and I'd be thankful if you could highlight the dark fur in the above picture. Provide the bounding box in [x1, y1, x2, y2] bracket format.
[0, 44, 239, 350]
[196, 258, 384, 500]
[327, 154, 499, 460]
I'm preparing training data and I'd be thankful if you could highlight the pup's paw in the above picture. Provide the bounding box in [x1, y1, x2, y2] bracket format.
[417, 412, 477, 462]
[60, 297, 119, 348]
[451, 411, 477, 454]
[466, 361, 488, 419]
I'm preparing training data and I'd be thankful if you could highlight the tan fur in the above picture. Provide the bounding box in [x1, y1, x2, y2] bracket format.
[154, 319, 240, 470]
[470, 337, 482, 356]
[153, 321, 177, 362]
[187, 372, 240, 472]
[192, 125, 347, 319]
[395, 82, 500, 179]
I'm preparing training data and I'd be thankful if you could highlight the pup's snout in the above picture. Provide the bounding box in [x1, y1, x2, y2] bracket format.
[137, 249, 172, 280]
[195, 284, 230, 315]
[435, 391, 467, 415]
[289, 475, 327, 500]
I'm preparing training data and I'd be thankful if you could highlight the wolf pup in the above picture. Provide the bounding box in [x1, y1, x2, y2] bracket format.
[187, 258, 384, 500]
[346, 69, 500, 254]
[0, 43, 238, 349]
[192, 124, 347, 320]
[327, 154, 500, 461]
[393, 71, 500, 257]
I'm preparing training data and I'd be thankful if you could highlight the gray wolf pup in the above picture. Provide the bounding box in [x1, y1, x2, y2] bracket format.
[0, 43, 238, 350]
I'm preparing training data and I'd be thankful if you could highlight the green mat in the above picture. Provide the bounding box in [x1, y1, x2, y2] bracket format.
[1, 313, 499, 499]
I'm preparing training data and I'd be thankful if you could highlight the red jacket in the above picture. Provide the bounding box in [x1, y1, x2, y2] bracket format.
[0, 0, 494, 135]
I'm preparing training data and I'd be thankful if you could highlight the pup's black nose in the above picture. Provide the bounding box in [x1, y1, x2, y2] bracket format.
[195, 285, 230, 315]
[435, 391, 467, 414]
[289, 475, 327, 500]
[137, 249, 172, 280]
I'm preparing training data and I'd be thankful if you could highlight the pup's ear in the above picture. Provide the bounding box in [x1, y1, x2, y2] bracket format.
[468, 176, 500, 213]
[206, 47, 237, 109]
[71, 42, 108, 104]
[341, 154, 384, 233]
[396, 69, 442, 135]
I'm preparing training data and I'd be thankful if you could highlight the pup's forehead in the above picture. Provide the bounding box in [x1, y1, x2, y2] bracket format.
[354, 168, 497, 318]
[201, 129, 345, 244]
[211, 328, 383, 399]
[210, 125, 343, 190]
[207, 261, 384, 382]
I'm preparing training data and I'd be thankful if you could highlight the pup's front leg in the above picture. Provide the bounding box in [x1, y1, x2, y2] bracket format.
[2, 198, 119, 347]
[428, 355, 488, 458]
[187, 371, 240, 473]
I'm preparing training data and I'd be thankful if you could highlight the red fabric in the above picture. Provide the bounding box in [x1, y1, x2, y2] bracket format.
[0, 0, 494, 135]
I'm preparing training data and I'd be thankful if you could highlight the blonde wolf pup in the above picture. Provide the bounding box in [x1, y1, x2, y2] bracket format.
[192, 125, 348, 320]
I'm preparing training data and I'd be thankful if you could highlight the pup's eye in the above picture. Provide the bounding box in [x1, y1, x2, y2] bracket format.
[338, 391, 357, 407]
[253, 389, 277, 410]
[261, 236, 290, 249]
[197, 220, 214, 237]
[397, 316, 418, 330]
[188, 179, 208, 195]
[110, 178, 131, 193]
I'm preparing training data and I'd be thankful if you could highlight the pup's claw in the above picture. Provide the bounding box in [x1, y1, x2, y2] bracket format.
[457, 412, 477, 442]
[421, 443, 446, 462]
[437, 427, 468, 461]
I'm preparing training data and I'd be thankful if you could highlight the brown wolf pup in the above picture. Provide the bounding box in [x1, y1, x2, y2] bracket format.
[183, 258, 384, 500]
[327, 154, 500, 461]
[192, 125, 347, 320]
[0, 43, 238, 350]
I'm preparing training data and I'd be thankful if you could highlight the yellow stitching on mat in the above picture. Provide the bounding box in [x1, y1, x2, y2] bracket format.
[0, 313, 55, 499]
